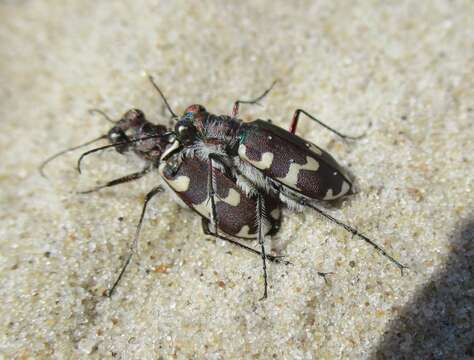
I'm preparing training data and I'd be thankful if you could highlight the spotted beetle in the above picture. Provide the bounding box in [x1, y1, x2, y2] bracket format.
[39, 82, 286, 298]
[161, 80, 407, 298]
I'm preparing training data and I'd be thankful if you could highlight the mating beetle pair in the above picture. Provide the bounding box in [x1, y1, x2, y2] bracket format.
[41, 76, 406, 299]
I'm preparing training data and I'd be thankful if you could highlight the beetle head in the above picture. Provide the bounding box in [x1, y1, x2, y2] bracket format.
[107, 109, 171, 162]
[107, 109, 146, 153]
[174, 104, 207, 145]
[183, 104, 207, 120]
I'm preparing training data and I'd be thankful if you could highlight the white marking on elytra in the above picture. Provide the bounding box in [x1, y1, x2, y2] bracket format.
[158, 163, 191, 192]
[192, 199, 211, 218]
[270, 208, 280, 220]
[188, 190, 242, 224]
[221, 188, 241, 207]
[160, 140, 180, 161]
[159, 178, 189, 209]
[276, 156, 320, 190]
[323, 181, 351, 200]
[238, 144, 274, 170]
[305, 142, 323, 155]
[235, 225, 253, 238]
[193, 199, 257, 238]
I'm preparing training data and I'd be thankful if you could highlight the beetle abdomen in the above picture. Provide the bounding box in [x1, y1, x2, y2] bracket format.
[238, 120, 353, 201]
[159, 155, 280, 238]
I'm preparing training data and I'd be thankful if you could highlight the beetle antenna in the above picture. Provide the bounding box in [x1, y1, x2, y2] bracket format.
[88, 109, 115, 123]
[77, 132, 175, 173]
[39, 135, 107, 178]
[147, 75, 178, 120]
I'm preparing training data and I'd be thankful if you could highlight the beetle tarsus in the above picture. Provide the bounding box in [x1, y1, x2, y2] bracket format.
[306, 202, 407, 273]
[78, 166, 152, 194]
[232, 80, 278, 118]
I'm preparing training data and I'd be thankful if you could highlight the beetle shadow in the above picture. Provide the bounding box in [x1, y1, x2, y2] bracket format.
[373, 215, 474, 359]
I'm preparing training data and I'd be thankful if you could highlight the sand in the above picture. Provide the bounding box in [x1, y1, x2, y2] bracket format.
[1, 1, 473, 359]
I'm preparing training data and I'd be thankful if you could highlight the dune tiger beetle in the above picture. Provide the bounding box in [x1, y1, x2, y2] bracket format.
[39, 77, 288, 298]
[161, 80, 408, 298]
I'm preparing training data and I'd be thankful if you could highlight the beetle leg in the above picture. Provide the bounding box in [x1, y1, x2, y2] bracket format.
[201, 218, 290, 265]
[257, 193, 269, 300]
[206, 153, 235, 235]
[232, 80, 278, 118]
[304, 201, 408, 274]
[107, 185, 164, 297]
[207, 155, 220, 237]
[289, 109, 366, 140]
[78, 164, 152, 194]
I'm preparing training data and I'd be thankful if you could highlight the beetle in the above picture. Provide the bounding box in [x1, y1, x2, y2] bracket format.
[39, 86, 286, 298]
[159, 79, 407, 298]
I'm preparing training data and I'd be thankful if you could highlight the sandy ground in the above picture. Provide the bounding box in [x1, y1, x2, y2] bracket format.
[0, 1, 473, 359]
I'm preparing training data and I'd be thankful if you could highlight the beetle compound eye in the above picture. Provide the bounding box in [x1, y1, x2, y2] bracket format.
[107, 127, 130, 153]
[174, 120, 197, 145]
[175, 119, 190, 135]
[178, 125, 193, 140]
[108, 127, 126, 142]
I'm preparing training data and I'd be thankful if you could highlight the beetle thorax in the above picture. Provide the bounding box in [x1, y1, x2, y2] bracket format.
[200, 114, 241, 148]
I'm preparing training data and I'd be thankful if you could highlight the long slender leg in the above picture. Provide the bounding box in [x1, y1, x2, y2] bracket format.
[107, 185, 163, 297]
[232, 81, 278, 118]
[206, 153, 234, 236]
[201, 219, 290, 264]
[205, 154, 287, 295]
[78, 165, 152, 194]
[207, 155, 219, 237]
[304, 201, 408, 274]
[256, 194, 269, 300]
[288, 109, 365, 140]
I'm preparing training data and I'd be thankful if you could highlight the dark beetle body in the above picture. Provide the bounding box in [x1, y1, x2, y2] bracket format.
[238, 120, 353, 200]
[173, 105, 353, 205]
[170, 97, 406, 279]
[159, 155, 280, 238]
[107, 109, 281, 239]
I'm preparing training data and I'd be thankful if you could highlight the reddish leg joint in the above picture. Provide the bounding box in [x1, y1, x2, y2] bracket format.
[232, 102, 240, 118]
[289, 110, 300, 134]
